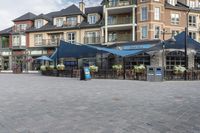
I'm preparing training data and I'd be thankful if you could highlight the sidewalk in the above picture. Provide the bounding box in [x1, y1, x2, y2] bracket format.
[0, 70, 40, 74]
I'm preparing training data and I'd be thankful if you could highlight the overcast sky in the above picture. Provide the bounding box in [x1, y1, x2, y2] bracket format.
[0, 0, 101, 30]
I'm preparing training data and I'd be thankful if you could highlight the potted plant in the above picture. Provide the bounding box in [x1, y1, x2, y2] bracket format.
[133, 64, 146, 74]
[40, 65, 46, 71]
[173, 65, 186, 75]
[89, 65, 98, 77]
[133, 64, 146, 80]
[112, 64, 123, 77]
[57, 64, 65, 71]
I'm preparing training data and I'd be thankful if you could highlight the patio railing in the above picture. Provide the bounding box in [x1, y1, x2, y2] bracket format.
[41, 68, 200, 81]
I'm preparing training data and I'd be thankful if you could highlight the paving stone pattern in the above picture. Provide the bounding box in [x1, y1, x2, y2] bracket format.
[0, 74, 200, 133]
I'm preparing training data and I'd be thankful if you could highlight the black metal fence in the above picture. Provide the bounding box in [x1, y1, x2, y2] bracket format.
[41, 68, 200, 81]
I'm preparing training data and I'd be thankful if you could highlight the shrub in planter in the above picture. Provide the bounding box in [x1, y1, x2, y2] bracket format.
[57, 64, 65, 70]
[133, 64, 146, 73]
[46, 65, 55, 71]
[173, 65, 186, 74]
[112, 64, 122, 71]
[89, 65, 98, 73]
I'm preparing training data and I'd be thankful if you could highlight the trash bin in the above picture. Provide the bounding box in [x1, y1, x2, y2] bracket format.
[155, 67, 164, 82]
[147, 66, 164, 82]
[147, 66, 155, 82]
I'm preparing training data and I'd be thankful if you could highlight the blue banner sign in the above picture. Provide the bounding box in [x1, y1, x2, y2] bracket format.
[121, 44, 153, 50]
[84, 67, 91, 80]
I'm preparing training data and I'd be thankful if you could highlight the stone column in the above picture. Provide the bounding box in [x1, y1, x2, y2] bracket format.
[188, 51, 195, 69]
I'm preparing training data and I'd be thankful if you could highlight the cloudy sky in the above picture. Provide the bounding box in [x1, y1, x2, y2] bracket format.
[0, 0, 101, 30]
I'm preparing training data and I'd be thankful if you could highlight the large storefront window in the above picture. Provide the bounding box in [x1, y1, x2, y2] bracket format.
[125, 53, 150, 69]
[166, 51, 186, 70]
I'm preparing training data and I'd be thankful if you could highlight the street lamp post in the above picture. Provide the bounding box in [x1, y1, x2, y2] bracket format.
[184, 9, 190, 80]
[161, 29, 176, 79]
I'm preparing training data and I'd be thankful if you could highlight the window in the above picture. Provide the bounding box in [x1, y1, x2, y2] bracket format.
[189, 15, 196, 27]
[68, 32, 76, 43]
[85, 31, 99, 43]
[166, 51, 186, 70]
[189, 32, 196, 40]
[88, 15, 97, 24]
[34, 34, 43, 45]
[141, 26, 148, 39]
[172, 30, 179, 36]
[55, 18, 64, 27]
[66, 17, 77, 27]
[108, 32, 117, 42]
[154, 26, 160, 39]
[141, 7, 148, 21]
[154, 7, 160, 20]
[108, 16, 117, 25]
[171, 13, 179, 25]
[16, 24, 27, 31]
[35, 19, 44, 29]
[189, 1, 195, 8]
[12, 35, 20, 46]
[168, 0, 176, 6]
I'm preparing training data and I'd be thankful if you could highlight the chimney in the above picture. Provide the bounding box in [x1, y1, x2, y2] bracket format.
[79, 0, 85, 14]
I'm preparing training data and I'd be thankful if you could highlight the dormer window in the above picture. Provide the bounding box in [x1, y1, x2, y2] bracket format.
[35, 19, 44, 29]
[88, 14, 97, 24]
[168, 0, 176, 6]
[55, 17, 64, 27]
[16, 24, 27, 31]
[66, 17, 77, 27]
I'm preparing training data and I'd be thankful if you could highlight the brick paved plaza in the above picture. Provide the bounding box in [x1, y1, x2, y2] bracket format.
[0, 74, 200, 133]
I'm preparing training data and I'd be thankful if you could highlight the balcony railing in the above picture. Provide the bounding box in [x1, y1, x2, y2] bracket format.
[34, 39, 62, 46]
[84, 37, 101, 44]
[108, 17, 132, 25]
[106, 0, 133, 8]
[12, 45, 26, 49]
[108, 34, 132, 42]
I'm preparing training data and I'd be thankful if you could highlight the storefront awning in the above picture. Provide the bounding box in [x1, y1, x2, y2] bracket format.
[50, 41, 145, 60]
[145, 31, 200, 52]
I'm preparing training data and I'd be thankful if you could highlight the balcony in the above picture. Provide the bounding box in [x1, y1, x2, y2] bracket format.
[108, 17, 132, 25]
[12, 45, 26, 50]
[63, 21, 78, 27]
[34, 39, 61, 47]
[106, 0, 133, 8]
[84, 37, 102, 44]
[108, 33, 132, 42]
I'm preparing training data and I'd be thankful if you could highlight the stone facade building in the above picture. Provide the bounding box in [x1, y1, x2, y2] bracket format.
[0, 0, 200, 71]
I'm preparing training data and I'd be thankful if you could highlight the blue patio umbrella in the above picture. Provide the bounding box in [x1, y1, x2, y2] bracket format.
[36, 56, 53, 61]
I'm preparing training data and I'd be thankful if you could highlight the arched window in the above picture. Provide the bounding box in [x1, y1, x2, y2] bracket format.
[125, 53, 150, 69]
[195, 51, 200, 70]
[166, 51, 186, 70]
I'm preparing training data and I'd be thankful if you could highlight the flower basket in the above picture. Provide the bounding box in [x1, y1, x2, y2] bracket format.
[57, 64, 65, 71]
[89, 65, 98, 73]
[112, 64, 123, 77]
[40, 65, 46, 71]
[133, 64, 146, 74]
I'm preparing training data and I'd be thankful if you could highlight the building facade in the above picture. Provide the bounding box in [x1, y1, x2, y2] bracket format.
[0, 0, 200, 71]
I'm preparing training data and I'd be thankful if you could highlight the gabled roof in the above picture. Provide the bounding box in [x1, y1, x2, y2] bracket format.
[53, 4, 83, 17]
[85, 6, 103, 15]
[0, 27, 13, 35]
[34, 14, 50, 21]
[165, 1, 189, 11]
[13, 12, 37, 22]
